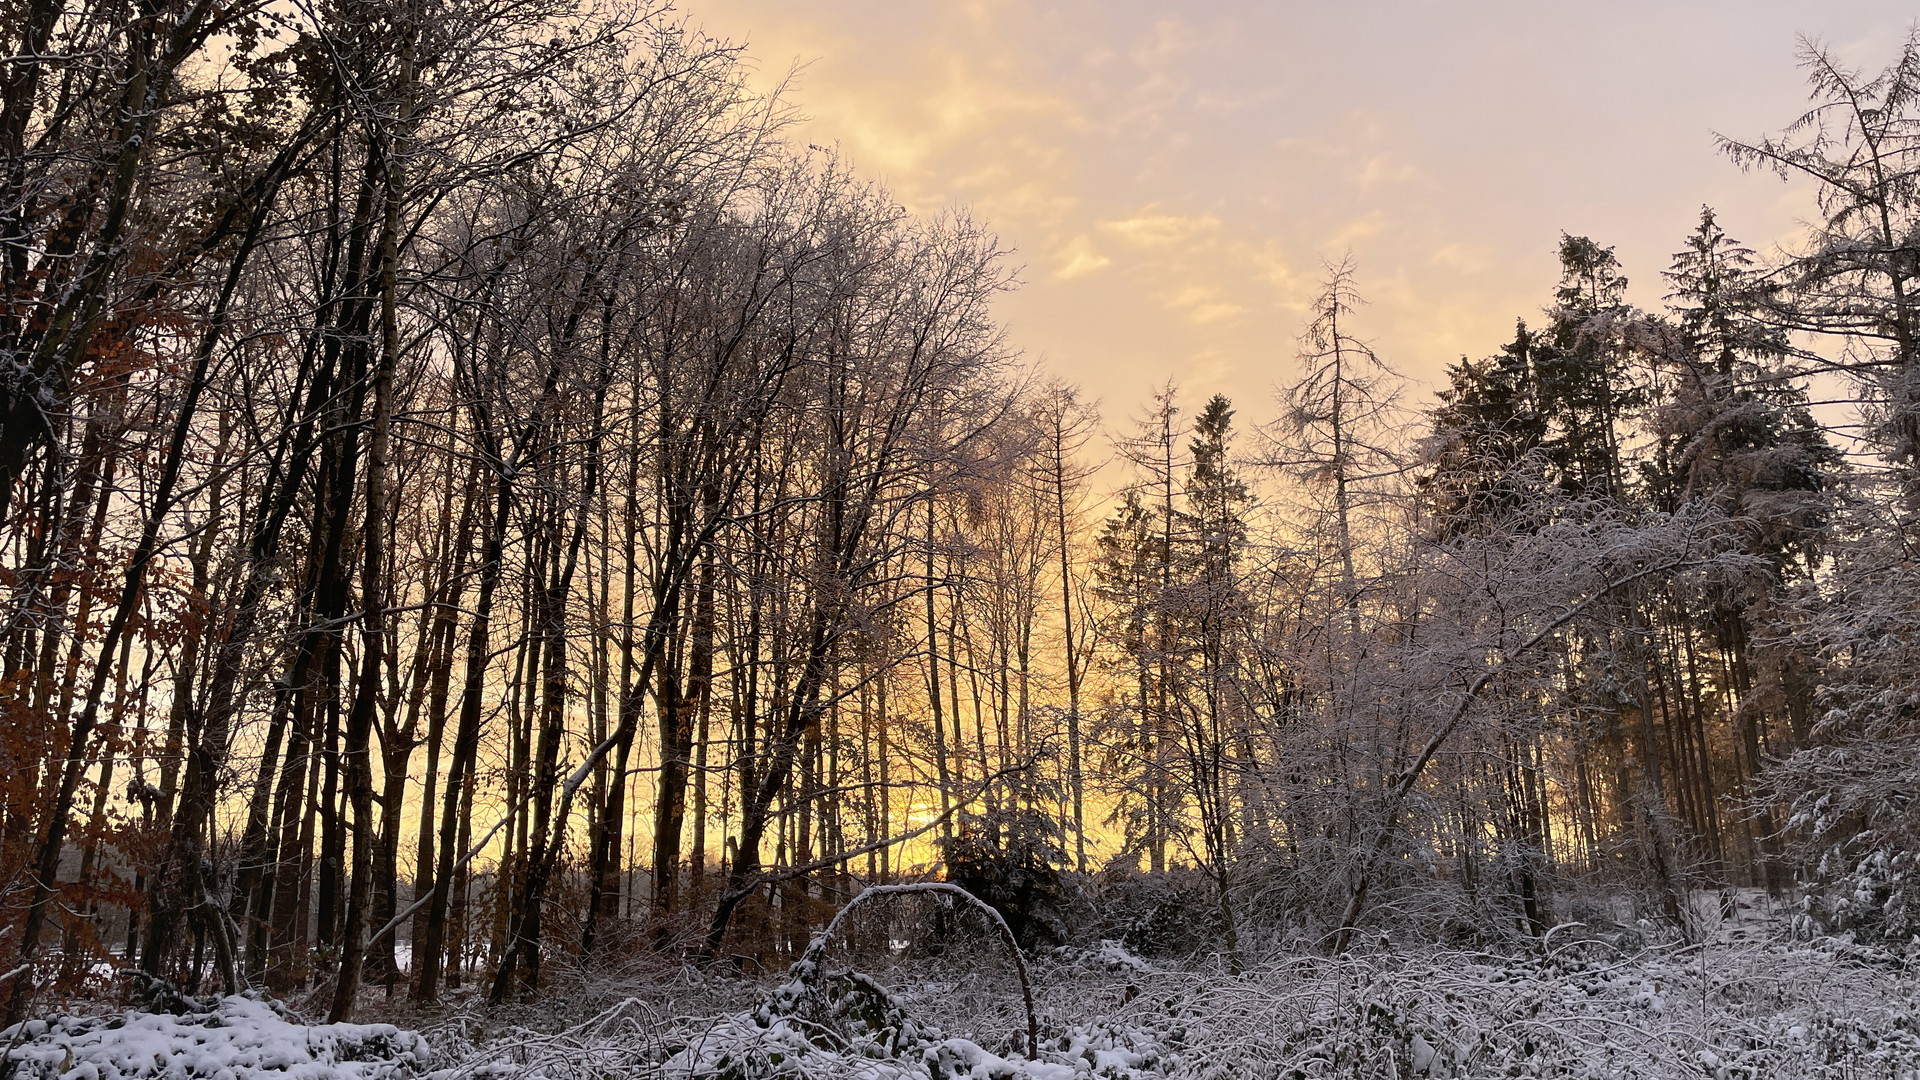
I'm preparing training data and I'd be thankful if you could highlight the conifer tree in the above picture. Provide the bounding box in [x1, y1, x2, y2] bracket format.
[1721, 32, 1920, 499]
[1424, 322, 1550, 533]
[1535, 235, 1639, 501]
[1272, 259, 1405, 607]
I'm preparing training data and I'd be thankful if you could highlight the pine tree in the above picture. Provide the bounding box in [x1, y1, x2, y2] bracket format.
[1177, 393, 1249, 971]
[1535, 235, 1639, 501]
[1645, 208, 1840, 888]
[1424, 321, 1550, 533]
[1093, 488, 1166, 869]
[1649, 207, 1838, 562]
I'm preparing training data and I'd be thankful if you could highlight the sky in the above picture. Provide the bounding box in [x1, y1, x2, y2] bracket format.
[686, 0, 1916, 429]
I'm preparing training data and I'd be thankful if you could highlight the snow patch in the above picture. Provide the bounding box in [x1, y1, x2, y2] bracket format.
[4, 996, 429, 1080]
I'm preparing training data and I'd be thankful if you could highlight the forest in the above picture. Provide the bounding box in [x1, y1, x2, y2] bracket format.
[3, 1, 1920, 1076]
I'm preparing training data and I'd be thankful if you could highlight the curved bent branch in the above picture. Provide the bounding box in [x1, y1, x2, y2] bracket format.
[799, 881, 1038, 1059]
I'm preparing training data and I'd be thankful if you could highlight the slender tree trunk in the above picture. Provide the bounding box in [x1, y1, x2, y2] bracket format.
[329, 138, 404, 1019]
[414, 460, 511, 1002]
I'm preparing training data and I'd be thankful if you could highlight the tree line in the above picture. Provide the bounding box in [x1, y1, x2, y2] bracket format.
[3, 0, 1919, 1018]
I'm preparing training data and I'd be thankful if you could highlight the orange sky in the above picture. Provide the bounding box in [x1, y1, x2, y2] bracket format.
[687, 1, 1912, 427]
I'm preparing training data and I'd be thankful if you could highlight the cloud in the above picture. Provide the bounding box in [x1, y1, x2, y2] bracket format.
[1327, 210, 1388, 249]
[1054, 234, 1111, 280]
[686, 0, 1920, 435]
[1100, 212, 1222, 247]
[1428, 242, 1493, 274]
[1356, 154, 1418, 188]
[1163, 285, 1245, 325]
[1250, 241, 1308, 299]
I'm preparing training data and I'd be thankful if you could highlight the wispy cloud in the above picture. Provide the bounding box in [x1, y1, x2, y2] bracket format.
[1054, 234, 1111, 280]
[691, 0, 1911, 420]
[1163, 285, 1246, 325]
[1100, 212, 1221, 248]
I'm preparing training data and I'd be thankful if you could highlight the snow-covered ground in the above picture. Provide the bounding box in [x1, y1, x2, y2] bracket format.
[8, 912, 1918, 1079]
[628, 933, 1920, 1078]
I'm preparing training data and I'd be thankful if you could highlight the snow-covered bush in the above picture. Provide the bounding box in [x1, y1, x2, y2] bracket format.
[2, 995, 430, 1080]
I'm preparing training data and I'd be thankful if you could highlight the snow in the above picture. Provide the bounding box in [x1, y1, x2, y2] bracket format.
[1084, 942, 1148, 976]
[3, 996, 429, 1080]
[11, 908, 1920, 1080]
